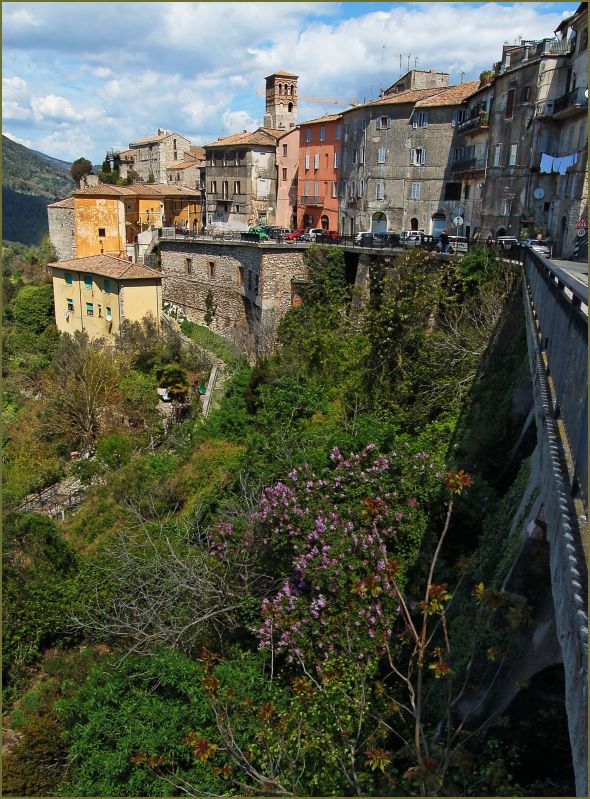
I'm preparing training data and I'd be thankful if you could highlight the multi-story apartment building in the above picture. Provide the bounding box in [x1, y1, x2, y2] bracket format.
[451, 80, 494, 239]
[297, 113, 342, 230]
[204, 129, 280, 229]
[48, 183, 202, 262]
[49, 254, 161, 340]
[481, 13, 587, 256]
[126, 129, 192, 183]
[275, 127, 300, 229]
[339, 72, 478, 236]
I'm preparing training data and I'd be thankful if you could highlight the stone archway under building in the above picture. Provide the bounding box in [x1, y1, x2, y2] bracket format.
[431, 212, 446, 237]
[371, 212, 387, 233]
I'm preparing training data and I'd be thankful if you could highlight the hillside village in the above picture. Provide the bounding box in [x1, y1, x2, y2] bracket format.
[45, 6, 588, 342]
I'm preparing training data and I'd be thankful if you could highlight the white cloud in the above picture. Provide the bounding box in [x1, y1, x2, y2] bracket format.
[92, 66, 113, 79]
[2, 75, 33, 119]
[2, 130, 35, 147]
[222, 109, 260, 134]
[36, 94, 82, 122]
[4, 8, 42, 29]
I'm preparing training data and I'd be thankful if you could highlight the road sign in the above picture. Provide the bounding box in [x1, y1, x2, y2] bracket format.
[577, 227, 587, 238]
[576, 216, 587, 229]
[453, 216, 464, 227]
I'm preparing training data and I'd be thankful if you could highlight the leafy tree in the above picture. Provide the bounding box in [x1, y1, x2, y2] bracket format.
[11, 283, 54, 333]
[156, 363, 190, 402]
[70, 157, 92, 184]
[147, 171, 155, 184]
[101, 158, 111, 174]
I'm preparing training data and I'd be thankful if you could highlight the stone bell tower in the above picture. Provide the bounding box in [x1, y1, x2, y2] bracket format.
[263, 71, 298, 130]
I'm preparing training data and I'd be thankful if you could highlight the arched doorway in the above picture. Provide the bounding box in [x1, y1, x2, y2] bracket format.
[431, 212, 446, 236]
[496, 226, 507, 237]
[320, 215, 329, 229]
[410, 217, 419, 231]
[371, 212, 387, 233]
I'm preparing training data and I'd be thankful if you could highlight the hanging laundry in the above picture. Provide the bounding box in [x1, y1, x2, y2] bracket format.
[552, 152, 578, 174]
[540, 153, 554, 173]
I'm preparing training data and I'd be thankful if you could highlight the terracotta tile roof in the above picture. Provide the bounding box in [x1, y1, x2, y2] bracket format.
[415, 81, 481, 107]
[266, 70, 298, 78]
[352, 87, 448, 111]
[129, 132, 169, 145]
[74, 183, 200, 198]
[204, 128, 278, 148]
[300, 112, 342, 125]
[189, 145, 206, 161]
[167, 161, 198, 170]
[47, 197, 75, 209]
[50, 254, 161, 281]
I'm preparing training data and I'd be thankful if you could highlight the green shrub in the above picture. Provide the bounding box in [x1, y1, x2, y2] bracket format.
[12, 283, 54, 333]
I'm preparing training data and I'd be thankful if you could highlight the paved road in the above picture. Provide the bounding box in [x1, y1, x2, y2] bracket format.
[550, 259, 588, 288]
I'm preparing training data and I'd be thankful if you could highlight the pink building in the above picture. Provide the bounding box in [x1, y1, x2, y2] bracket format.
[275, 128, 300, 229]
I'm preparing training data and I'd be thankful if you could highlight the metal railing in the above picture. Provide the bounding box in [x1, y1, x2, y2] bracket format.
[457, 112, 490, 134]
[299, 195, 325, 206]
[522, 247, 588, 506]
[553, 86, 589, 115]
[451, 156, 487, 173]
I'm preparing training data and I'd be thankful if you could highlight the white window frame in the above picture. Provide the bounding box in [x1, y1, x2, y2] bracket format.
[314, 152, 320, 170]
[359, 146, 365, 164]
[357, 179, 364, 198]
[377, 147, 386, 164]
[410, 147, 426, 166]
[410, 182, 420, 200]
[493, 144, 502, 167]
[508, 144, 518, 166]
[501, 198, 512, 216]
[331, 181, 338, 198]
[333, 151, 340, 169]
[412, 111, 429, 128]
[304, 152, 310, 170]
[375, 180, 385, 200]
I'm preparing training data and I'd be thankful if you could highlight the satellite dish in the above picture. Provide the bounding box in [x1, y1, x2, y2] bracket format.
[533, 187, 545, 200]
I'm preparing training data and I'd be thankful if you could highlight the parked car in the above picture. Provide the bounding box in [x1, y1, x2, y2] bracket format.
[355, 230, 374, 244]
[496, 236, 520, 251]
[521, 238, 551, 257]
[175, 225, 189, 235]
[287, 228, 305, 240]
[307, 227, 326, 241]
[436, 235, 468, 254]
[355, 231, 399, 247]
[248, 226, 269, 240]
[266, 227, 291, 240]
[316, 230, 342, 242]
[400, 230, 427, 248]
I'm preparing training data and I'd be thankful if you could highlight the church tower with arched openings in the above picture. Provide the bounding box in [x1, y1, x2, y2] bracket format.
[263, 71, 298, 130]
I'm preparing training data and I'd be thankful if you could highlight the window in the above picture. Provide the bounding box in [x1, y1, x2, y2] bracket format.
[352, 149, 358, 165]
[451, 147, 464, 163]
[580, 27, 588, 51]
[410, 182, 420, 200]
[501, 198, 512, 216]
[98, 227, 105, 237]
[254, 274, 259, 294]
[344, 123, 349, 135]
[86, 302, 94, 316]
[410, 148, 426, 165]
[306, 128, 312, 143]
[84, 274, 92, 289]
[234, 180, 241, 194]
[304, 153, 310, 170]
[359, 146, 365, 164]
[211, 180, 217, 193]
[493, 144, 502, 167]
[104, 278, 111, 293]
[320, 126, 326, 141]
[463, 183, 470, 199]
[314, 153, 320, 170]
[185, 258, 193, 274]
[331, 181, 338, 198]
[283, 143, 288, 156]
[377, 147, 386, 164]
[578, 121, 587, 151]
[377, 116, 390, 130]
[412, 111, 429, 128]
[313, 181, 319, 198]
[521, 85, 532, 103]
[357, 179, 364, 197]
[64, 271, 72, 285]
[66, 298, 74, 312]
[208, 261, 215, 279]
[222, 180, 229, 199]
[375, 181, 385, 200]
[505, 88, 515, 119]
[451, 109, 459, 127]
[106, 307, 112, 321]
[569, 172, 579, 198]
[334, 151, 340, 169]
[304, 181, 309, 196]
[238, 266, 244, 287]
[98, 304, 102, 318]
[335, 125, 341, 140]
[282, 168, 287, 181]
[444, 182, 462, 200]
[509, 144, 518, 166]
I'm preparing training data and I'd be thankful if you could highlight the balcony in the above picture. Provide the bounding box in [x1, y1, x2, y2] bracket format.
[451, 156, 487, 174]
[299, 195, 325, 207]
[552, 86, 588, 119]
[457, 112, 490, 135]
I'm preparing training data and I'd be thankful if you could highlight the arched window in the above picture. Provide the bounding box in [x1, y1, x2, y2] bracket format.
[288, 102, 293, 112]
[278, 83, 283, 95]
[321, 215, 329, 229]
[411, 217, 419, 231]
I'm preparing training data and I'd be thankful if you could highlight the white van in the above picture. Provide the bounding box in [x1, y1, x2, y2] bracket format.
[400, 230, 426, 247]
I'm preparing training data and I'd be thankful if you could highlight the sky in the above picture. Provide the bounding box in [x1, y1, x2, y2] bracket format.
[2, 1, 579, 164]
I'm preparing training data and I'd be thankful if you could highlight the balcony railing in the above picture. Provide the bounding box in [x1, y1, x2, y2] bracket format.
[299, 195, 325, 206]
[458, 112, 490, 134]
[451, 156, 487, 174]
[552, 86, 588, 117]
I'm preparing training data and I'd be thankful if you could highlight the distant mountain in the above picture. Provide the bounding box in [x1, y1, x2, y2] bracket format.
[2, 135, 75, 245]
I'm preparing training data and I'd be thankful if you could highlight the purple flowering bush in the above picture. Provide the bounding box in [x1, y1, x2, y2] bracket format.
[209, 444, 441, 664]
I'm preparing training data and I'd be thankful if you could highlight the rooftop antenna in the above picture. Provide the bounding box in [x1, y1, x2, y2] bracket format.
[407, 53, 411, 72]
[460, 70, 465, 83]
[399, 54, 402, 77]
[414, 56, 419, 69]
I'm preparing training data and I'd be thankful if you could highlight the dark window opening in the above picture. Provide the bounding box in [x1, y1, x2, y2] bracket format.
[444, 182, 462, 201]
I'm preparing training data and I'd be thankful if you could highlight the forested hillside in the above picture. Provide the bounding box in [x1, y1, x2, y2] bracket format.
[2, 135, 74, 245]
[2, 245, 574, 796]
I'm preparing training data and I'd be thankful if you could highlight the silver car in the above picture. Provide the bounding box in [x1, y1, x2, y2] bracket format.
[521, 239, 551, 257]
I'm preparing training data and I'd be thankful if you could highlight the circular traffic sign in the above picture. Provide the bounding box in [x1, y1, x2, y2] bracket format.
[577, 227, 587, 238]
[453, 216, 464, 227]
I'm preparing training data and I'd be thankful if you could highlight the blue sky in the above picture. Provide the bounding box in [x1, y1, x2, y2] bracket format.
[2, 2, 578, 163]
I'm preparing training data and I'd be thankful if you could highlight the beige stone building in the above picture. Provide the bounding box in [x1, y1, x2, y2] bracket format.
[125, 129, 192, 183]
[49, 254, 162, 340]
[47, 197, 76, 260]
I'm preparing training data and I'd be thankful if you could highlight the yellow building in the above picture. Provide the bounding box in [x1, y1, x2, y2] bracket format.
[71, 184, 202, 259]
[49, 254, 162, 340]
